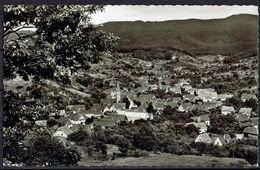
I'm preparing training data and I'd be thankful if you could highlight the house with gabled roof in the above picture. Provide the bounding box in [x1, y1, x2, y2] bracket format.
[178, 78, 191, 86]
[243, 127, 258, 139]
[195, 133, 211, 144]
[241, 93, 257, 102]
[239, 121, 253, 129]
[116, 110, 151, 122]
[152, 102, 165, 111]
[182, 85, 193, 92]
[136, 102, 149, 112]
[85, 104, 104, 118]
[211, 136, 226, 146]
[196, 102, 217, 112]
[66, 105, 85, 114]
[109, 103, 126, 112]
[137, 93, 156, 103]
[223, 134, 232, 143]
[178, 102, 196, 112]
[249, 117, 258, 128]
[221, 106, 235, 115]
[159, 85, 171, 93]
[35, 120, 47, 127]
[134, 86, 147, 93]
[53, 126, 73, 139]
[121, 91, 137, 99]
[164, 101, 179, 109]
[190, 116, 200, 122]
[235, 133, 244, 140]
[239, 108, 252, 116]
[187, 88, 197, 95]
[158, 77, 171, 86]
[148, 84, 159, 91]
[105, 144, 122, 157]
[49, 110, 66, 117]
[197, 89, 218, 102]
[178, 105, 185, 112]
[93, 119, 116, 129]
[183, 94, 197, 102]
[172, 97, 182, 103]
[104, 113, 128, 123]
[169, 86, 182, 94]
[155, 109, 164, 116]
[199, 114, 210, 126]
[69, 113, 86, 125]
[194, 122, 208, 133]
[218, 94, 234, 101]
[236, 114, 250, 123]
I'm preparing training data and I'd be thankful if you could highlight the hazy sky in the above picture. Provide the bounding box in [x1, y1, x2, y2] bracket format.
[91, 5, 258, 24]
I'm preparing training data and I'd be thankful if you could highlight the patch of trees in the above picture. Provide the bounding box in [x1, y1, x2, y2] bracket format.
[3, 5, 119, 166]
[160, 106, 193, 123]
[223, 49, 257, 64]
[4, 129, 81, 167]
[4, 5, 118, 83]
[132, 126, 158, 151]
[224, 96, 258, 112]
[208, 113, 238, 135]
[68, 130, 89, 145]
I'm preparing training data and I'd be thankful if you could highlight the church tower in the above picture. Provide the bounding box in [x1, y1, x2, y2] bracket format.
[116, 81, 121, 103]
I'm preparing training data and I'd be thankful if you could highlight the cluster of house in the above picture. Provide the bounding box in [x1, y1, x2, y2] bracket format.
[195, 133, 232, 146]
[189, 112, 258, 146]
[33, 77, 258, 149]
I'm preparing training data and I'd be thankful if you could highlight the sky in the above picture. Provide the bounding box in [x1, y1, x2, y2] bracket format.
[90, 5, 258, 24]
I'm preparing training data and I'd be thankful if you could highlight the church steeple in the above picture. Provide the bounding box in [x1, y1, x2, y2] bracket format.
[116, 81, 120, 91]
[116, 81, 121, 103]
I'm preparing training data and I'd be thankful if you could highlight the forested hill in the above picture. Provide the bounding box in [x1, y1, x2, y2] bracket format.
[99, 14, 258, 56]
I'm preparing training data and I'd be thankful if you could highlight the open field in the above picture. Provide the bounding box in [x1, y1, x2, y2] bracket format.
[79, 153, 250, 167]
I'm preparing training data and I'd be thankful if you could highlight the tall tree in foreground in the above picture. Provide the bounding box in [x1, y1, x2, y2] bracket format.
[3, 5, 118, 167]
[4, 5, 118, 83]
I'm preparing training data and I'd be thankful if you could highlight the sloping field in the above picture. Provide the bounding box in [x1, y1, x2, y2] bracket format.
[80, 153, 250, 167]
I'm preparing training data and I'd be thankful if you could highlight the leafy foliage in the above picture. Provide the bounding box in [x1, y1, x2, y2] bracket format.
[4, 5, 119, 82]
[25, 132, 81, 167]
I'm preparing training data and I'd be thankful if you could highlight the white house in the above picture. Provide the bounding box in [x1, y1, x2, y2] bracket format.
[197, 89, 218, 102]
[53, 126, 73, 138]
[218, 94, 233, 101]
[169, 87, 182, 94]
[116, 110, 151, 122]
[211, 136, 226, 146]
[235, 133, 244, 140]
[69, 114, 86, 125]
[221, 106, 235, 115]
[239, 108, 252, 116]
[178, 105, 185, 112]
[199, 114, 210, 126]
[195, 133, 211, 144]
[35, 120, 47, 127]
[241, 93, 257, 102]
[194, 122, 208, 133]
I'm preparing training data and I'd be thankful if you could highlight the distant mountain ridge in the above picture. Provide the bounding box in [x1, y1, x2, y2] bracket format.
[99, 14, 258, 56]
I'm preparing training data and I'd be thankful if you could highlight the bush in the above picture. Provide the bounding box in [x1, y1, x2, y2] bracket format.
[132, 126, 158, 151]
[47, 119, 59, 128]
[25, 133, 81, 167]
[68, 130, 89, 144]
[185, 124, 199, 135]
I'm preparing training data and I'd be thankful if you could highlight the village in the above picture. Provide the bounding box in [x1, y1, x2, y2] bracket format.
[3, 5, 259, 168]
[29, 50, 258, 163]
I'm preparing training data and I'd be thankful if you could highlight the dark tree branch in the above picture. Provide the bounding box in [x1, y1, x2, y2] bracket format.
[4, 26, 36, 37]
